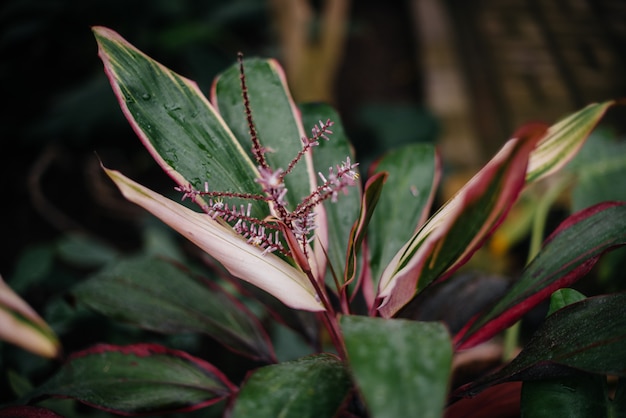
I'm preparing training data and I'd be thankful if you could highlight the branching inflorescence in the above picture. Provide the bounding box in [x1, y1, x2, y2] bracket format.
[175, 54, 359, 261]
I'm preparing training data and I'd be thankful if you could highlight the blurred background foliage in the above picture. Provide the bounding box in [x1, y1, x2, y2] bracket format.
[1, 0, 625, 415]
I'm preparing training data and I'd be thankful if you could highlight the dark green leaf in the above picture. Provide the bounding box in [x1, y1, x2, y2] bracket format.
[521, 372, 609, 417]
[454, 292, 626, 399]
[229, 353, 351, 418]
[212, 58, 310, 211]
[367, 143, 438, 289]
[23, 344, 236, 415]
[455, 202, 626, 349]
[341, 315, 452, 418]
[94, 27, 267, 218]
[300, 103, 362, 289]
[72, 256, 275, 362]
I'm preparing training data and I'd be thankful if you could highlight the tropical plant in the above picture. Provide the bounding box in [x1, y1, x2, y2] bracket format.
[2, 26, 625, 417]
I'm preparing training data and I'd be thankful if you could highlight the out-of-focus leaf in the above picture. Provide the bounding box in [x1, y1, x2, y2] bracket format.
[566, 129, 626, 212]
[453, 292, 626, 399]
[229, 353, 351, 418]
[526, 101, 615, 183]
[93, 26, 267, 219]
[300, 103, 362, 289]
[22, 343, 236, 415]
[547, 288, 586, 316]
[341, 315, 452, 418]
[104, 168, 324, 312]
[367, 143, 439, 290]
[72, 256, 275, 362]
[10, 244, 55, 293]
[56, 233, 119, 268]
[377, 123, 548, 318]
[521, 289, 606, 418]
[0, 276, 60, 359]
[521, 374, 611, 418]
[455, 202, 626, 349]
[0, 406, 63, 418]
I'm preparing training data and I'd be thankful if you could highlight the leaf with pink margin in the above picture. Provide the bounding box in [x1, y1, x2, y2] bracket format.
[454, 201, 626, 350]
[103, 167, 324, 312]
[377, 124, 548, 318]
[0, 276, 60, 358]
[93, 26, 267, 219]
[22, 343, 236, 415]
[0, 406, 63, 418]
[453, 292, 626, 399]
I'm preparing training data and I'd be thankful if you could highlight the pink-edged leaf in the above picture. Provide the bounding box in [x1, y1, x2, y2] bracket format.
[453, 292, 626, 399]
[454, 201, 626, 350]
[0, 276, 60, 359]
[104, 167, 324, 312]
[377, 124, 548, 318]
[526, 100, 616, 183]
[93, 26, 267, 219]
[23, 343, 236, 416]
[0, 406, 63, 418]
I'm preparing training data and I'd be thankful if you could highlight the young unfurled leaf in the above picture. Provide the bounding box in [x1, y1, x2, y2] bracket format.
[0, 276, 60, 359]
[526, 101, 616, 183]
[22, 343, 236, 415]
[377, 123, 548, 318]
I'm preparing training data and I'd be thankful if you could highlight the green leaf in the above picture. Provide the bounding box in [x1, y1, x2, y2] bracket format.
[547, 288, 586, 316]
[212, 57, 310, 212]
[56, 233, 119, 268]
[521, 289, 606, 418]
[72, 256, 275, 362]
[521, 373, 610, 418]
[23, 343, 236, 415]
[526, 100, 616, 183]
[300, 103, 362, 289]
[455, 202, 626, 349]
[567, 128, 626, 212]
[93, 26, 266, 218]
[341, 315, 452, 418]
[454, 292, 626, 399]
[377, 123, 548, 318]
[367, 143, 438, 290]
[229, 354, 351, 418]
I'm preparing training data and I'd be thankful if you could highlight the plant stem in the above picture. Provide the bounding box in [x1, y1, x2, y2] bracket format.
[502, 174, 574, 360]
[304, 269, 347, 359]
